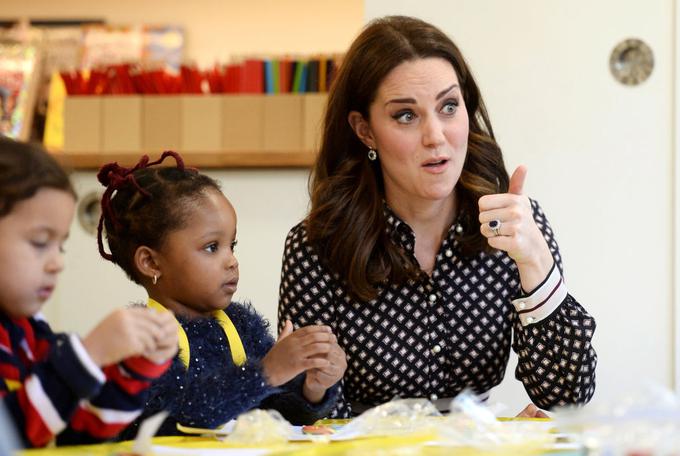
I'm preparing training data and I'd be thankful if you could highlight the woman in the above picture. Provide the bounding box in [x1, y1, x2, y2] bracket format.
[278, 15, 596, 418]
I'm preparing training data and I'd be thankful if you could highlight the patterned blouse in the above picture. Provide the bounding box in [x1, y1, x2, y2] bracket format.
[278, 200, 597, 418]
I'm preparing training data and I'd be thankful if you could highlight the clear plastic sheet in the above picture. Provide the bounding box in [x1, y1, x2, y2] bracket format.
[557, 384, 680, 455]
[222, 408, 293, 445]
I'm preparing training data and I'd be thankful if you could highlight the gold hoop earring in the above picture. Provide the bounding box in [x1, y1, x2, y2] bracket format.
[153, 274, 158, 285]
[368, 148, 377, 161]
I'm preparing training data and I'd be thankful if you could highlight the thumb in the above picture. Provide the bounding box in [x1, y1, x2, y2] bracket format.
[508, 165, 527, 195]
[278, 320, 294, 341]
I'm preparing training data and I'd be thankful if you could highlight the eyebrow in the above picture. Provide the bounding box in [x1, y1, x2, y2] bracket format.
[385, 84, 459, 106]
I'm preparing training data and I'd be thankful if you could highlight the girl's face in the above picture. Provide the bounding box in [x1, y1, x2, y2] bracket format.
[153, 188, 239, 318]
[355, 57, 469, 208]
[0, 189, 75, 319]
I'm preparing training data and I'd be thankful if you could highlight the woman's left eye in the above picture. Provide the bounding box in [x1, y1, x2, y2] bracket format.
[440, 100, 458, 114]
[204, 242, 218, 253]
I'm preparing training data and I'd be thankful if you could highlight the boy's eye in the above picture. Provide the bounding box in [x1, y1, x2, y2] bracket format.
[30, 240, 48, 250]
[230, 240, 238, 252]
[204, 242, 218, 253]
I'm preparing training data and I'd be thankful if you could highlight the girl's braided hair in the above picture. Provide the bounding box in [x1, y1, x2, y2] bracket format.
[97, 151, 220, 284]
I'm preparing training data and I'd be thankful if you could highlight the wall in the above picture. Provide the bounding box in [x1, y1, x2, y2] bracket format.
[365, 0, 675, 411]
[2, 0, 363, 66]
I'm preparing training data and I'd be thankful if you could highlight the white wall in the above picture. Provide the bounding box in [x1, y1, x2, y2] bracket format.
[365, 0, 675, 411]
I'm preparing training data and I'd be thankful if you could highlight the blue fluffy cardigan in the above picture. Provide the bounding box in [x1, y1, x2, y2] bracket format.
[118, 301, 339, 439]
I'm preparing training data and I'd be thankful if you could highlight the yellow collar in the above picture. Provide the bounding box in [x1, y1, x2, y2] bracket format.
[147, 298, 247, 368]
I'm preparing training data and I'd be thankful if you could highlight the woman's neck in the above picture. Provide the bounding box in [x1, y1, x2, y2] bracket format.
[386, 192, 458, 275]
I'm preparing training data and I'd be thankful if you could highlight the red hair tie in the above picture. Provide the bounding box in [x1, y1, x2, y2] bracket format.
[97, 151, 185, 261]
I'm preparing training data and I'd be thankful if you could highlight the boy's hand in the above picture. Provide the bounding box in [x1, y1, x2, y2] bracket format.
[261, 321, 333, 387]
[143, 310, 179, 363]
[82, 308, 177, 366]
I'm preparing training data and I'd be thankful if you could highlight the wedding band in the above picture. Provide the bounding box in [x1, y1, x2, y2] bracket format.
[489, 219, 501, 237]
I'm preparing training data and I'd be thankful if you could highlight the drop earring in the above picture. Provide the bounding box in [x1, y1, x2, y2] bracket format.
[153, 274, 158, 285]
[367, 148, 377, 161]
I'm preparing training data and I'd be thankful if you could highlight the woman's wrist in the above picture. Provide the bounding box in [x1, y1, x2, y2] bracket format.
[516, 246, 554, 293]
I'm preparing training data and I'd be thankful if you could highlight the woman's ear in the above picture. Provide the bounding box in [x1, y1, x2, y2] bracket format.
[348, 111, 376, 149]
[134, 246, 161, 284]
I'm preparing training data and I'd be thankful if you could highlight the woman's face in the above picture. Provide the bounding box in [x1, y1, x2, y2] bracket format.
[357, 57, 469, 206]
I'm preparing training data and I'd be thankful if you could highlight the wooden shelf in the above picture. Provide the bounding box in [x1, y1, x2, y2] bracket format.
[51, 151, 316, 170]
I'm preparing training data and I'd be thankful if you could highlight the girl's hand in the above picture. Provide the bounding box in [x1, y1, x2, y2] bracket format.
[302, 336, 347, 403]
[261, 321, 334, 387]
[478, 166, 554, 291]
[82, 307, 177, 366]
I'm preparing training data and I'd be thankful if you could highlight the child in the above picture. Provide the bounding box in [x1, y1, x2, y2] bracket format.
[97, 152, 346, 438]
[0, 138, 178, 448]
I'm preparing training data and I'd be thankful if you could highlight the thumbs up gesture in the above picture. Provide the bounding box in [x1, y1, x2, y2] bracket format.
[478, 165, 554, 291]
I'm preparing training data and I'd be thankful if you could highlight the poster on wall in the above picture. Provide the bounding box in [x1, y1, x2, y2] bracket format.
[0, 40, 41, 140]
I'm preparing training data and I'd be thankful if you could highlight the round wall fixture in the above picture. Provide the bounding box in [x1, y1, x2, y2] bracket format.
[77, 191, 102, 236]
[609, 38, 654, 86]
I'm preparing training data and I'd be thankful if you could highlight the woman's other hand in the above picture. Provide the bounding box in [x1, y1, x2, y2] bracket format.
[516, 403, 550, 418]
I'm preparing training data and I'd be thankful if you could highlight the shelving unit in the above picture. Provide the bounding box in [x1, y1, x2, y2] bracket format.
[51, 150, 316, 170]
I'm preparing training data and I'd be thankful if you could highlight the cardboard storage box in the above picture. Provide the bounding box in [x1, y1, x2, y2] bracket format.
[143, 96, 181, 152]
[263, 94, 303, 152]
[63, 96, 102, 153]
[101, 96, 142, 153]
[303, 93, 327, 152]
[181, 96, 222, 152]
[222, 95, 265, 152]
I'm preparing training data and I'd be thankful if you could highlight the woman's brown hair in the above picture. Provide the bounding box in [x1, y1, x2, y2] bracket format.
[0, 137, 75, 217]
[307, 15, 509, 302]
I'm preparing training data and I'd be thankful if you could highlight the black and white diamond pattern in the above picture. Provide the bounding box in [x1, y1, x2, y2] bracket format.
[278, 200, 597, 418]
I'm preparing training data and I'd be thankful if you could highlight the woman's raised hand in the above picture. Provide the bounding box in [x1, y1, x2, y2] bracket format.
[478, 166, 554, 291]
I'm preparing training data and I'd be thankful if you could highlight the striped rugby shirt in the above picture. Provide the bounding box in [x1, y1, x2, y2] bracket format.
[0, 313, 170, 447]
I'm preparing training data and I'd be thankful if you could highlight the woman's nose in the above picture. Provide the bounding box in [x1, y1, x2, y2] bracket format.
[421, 115, 446, 148]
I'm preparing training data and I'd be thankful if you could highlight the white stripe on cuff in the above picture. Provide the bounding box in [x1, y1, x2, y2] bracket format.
[512, 266, 567, 326]
[25, 376, 67, 434]
[68, 334, 106, 384]
[79, 400, 142, 424]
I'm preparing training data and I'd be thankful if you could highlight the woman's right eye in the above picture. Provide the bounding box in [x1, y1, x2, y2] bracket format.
[393, 110, 416, 124]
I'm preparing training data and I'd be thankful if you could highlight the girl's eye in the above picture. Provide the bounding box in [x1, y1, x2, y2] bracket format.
[441, 100, 459, 115]
[204, 242, 218, 253]
[230, 240, 238, 252]
[393, 110, 416, 124]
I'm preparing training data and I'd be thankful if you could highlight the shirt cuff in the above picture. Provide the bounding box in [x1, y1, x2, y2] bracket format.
[511, 262, 567, 326]
[68, 334, 106, 384]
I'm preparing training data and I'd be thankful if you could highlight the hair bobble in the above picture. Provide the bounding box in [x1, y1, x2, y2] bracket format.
[97, 151, 186, 262]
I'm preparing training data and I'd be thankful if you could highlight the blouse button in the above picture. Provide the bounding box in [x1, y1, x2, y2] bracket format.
[432, 344, 441, 354]
[428, 294, 437, 303]
[445, 249, 453, 258]
[518, 301, 526, 310]
[526, 316, 535, 324]
[429, 394, 438, 401]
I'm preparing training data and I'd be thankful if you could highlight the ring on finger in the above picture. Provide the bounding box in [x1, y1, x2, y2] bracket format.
[489, 219, 502, 237]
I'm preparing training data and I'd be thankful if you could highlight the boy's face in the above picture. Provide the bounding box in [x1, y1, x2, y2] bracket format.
[0, 189, 75, 319]
[153, 188, 239, 317]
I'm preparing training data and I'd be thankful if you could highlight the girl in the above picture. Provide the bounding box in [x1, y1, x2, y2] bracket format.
[0, 138, 178, 448]
[97, 152, 346, 438]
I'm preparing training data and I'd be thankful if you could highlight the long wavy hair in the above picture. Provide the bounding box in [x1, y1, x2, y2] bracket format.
[307, 15, 509, 302]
